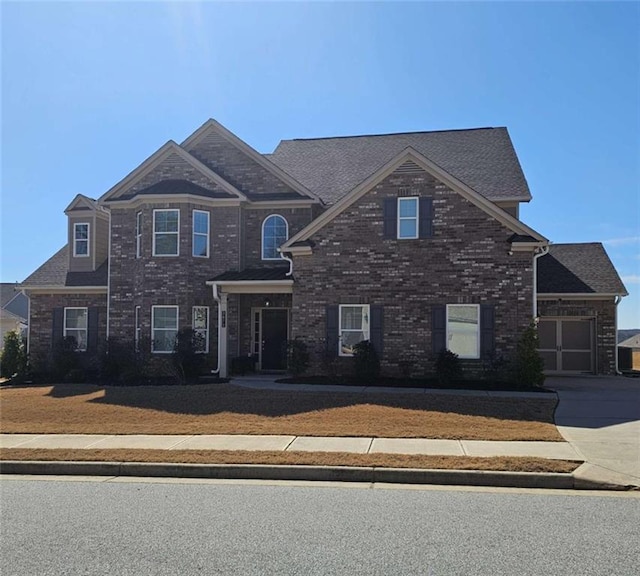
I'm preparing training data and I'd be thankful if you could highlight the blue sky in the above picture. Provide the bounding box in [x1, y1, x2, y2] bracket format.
[2, 1, 638, 327]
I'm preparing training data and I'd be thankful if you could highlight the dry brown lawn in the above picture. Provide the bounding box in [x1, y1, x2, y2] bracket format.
[0, 383, 562, 441]
[0, 448, 578, 474]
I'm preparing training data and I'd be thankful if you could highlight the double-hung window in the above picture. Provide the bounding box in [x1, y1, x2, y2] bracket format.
[397, 197, 419, 239]
[73, 223, 90, 257]
[64, 307, 88, 351]
[151, 306, 178, 353]
[446, 304, 480, 359]
[153, 209, 179, 256]
[339, 304, 370, 356]
[135, 212, 142, 258]
[262, 214, 288, 260]
[192, 306, 209, 353]
[192, 210, 210, 258]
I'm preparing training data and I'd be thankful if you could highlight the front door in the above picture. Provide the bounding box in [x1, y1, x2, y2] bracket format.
[538, 318, 594, 373]
[261, 309, 289, 370]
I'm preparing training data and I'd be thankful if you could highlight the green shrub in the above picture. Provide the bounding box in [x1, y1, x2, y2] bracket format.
[51, 336, 80, 381]
[1, 330, 26, 379]
[435, 349, 463, 385]
[287, 339, 310, 376]
[172, 328, 205, 383]
[352, 340, 380, 382]
[515, 321, 545, 388]
[482, 350, 511, 383]
[99, 337, 151, 385]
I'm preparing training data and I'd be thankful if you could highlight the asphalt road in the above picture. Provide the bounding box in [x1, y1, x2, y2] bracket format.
[1, 478, 638, 575]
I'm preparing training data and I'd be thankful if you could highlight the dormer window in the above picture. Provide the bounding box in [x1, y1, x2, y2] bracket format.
[262, 214, 288, 260]
[73, 223, 90, 257]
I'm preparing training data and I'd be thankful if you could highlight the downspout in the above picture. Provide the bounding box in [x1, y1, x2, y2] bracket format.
[280, 251, 294, 277]
[614, 295, 623, 375]
[105, 207, 112, 340]
[211, 283, 221, 375]
[532, 245, 549, 320]
[21, 288, 30, 355]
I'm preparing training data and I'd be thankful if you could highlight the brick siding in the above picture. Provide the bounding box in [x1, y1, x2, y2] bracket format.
[290, 167, 534, 376]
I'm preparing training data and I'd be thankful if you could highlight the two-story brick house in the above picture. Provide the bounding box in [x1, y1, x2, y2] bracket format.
[21, 119, 627, 377]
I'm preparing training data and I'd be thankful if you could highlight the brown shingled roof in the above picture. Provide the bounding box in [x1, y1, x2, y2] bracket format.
[537, 243, 627, 295]
[268, 127, 530, 205]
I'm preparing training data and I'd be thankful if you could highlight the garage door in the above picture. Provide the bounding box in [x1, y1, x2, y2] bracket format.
[538, 318, 594, 373]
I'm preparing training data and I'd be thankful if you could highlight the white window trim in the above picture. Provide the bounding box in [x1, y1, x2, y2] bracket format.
[134, 305, 141, 351]
[397, 197, 419, 240]
[151, 305, 179, 354]
[63, 307, 88, 352]
[192, 306, 210, 354]
[261, 214, 289, 261]
[192, 210, 210, 258]
[338, 304, 370, 357]
[135, 212, 142, 258]
[153, 209, 180, 257]
[446, 304, 481, 359]
[73, 223, 90, 257]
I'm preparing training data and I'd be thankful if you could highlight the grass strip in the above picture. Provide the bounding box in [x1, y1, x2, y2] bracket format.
[0, 448, 579, 474]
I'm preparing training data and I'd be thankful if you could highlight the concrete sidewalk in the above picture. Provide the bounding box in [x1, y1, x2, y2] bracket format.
[0, 433, 581, 460]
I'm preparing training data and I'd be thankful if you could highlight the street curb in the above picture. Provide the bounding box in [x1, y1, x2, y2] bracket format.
[0, 460, 598, 489]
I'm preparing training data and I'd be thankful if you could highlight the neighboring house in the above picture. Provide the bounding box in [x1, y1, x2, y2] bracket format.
[20, 119, 627, 376]
[0, 284, 28, 348]
[618, 334, 640, 372]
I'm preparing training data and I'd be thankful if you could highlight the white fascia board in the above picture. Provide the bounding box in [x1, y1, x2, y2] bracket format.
[537, 293, 626, 300]
[205, 279, 293, 294]
[107, 195, 242, 209]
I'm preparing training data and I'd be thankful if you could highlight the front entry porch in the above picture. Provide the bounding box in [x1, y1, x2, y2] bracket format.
[207, 269, 293, 377]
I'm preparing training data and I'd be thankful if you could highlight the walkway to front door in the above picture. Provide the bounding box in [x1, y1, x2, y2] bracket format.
[256, 308, 289, 371]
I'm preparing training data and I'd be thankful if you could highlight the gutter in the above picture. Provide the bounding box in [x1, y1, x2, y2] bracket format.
[614, 295, 623, 375]
[211, 283, 221, 375]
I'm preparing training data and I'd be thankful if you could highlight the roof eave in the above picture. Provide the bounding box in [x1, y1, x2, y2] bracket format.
[537, 292, 628, 300]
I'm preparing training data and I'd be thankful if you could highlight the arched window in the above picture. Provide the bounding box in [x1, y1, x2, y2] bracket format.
[261, 214, 288, 260]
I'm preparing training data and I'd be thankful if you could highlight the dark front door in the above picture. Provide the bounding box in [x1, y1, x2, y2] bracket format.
[261, 309, 288, 370]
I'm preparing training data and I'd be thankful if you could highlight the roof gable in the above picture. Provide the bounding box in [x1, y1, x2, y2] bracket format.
[181, 119, 319, 202]
[269, 127, 531, 205]
[99, 141, 247, 203]
[282, 147, 546, 250]
[65, 194, 100, 214]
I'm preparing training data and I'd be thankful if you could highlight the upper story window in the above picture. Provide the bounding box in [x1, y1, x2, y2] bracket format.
[446, 304, 480, 359]
[192, 210, 210, 258]
[64, 307, 88, 351]
[339, 304, 370, 357]
[262, 214, 288, 260]
[153, 209, 179, 256]
[135, 212, 142, 258]
[73, 223, 90, 257]
[397, 197, 419, 239]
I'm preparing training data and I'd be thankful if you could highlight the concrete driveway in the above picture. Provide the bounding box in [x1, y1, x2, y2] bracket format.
[547, 376, 640, 488]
